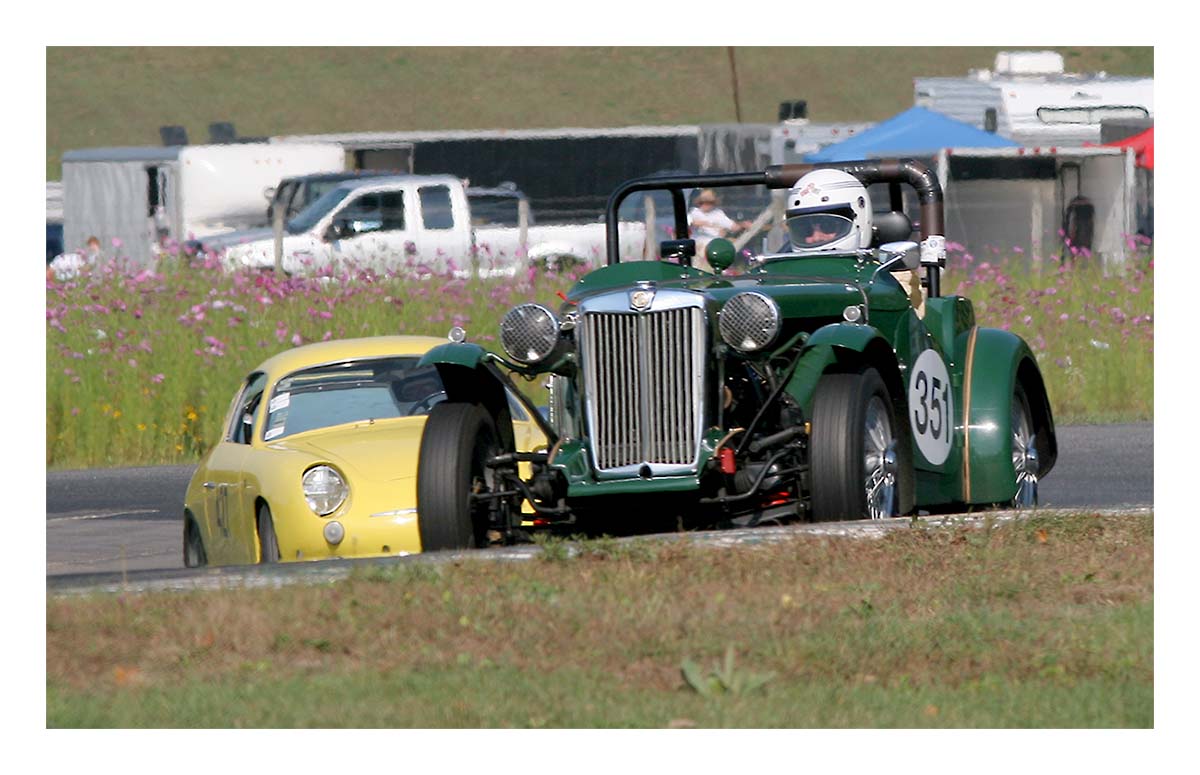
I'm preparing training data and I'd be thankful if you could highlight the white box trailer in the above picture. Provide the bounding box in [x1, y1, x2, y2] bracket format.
[932, 145, 1138, 267]
[757, 145, 1139, 269]
[914, 51, 1153, 147]
[62, 143, 344, 266]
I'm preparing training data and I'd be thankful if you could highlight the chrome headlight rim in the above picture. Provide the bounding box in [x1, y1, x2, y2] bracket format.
[302, 464, 349, 517]
[719, 291, 782, 353]
[500, 303, 562, 365]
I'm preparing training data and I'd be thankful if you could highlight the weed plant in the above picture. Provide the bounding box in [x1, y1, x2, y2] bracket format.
[943, 238, 1153, 423]
[45, 242, 1153, 469]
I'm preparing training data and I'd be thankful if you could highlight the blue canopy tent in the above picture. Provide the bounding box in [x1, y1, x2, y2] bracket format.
[805, 107, 1018, 162]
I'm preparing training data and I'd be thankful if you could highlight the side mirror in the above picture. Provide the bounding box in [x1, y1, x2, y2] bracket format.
[324, 220, 349, 242]
[877, 241, 921, 271]
[704, 237, 736, 273]
[659, 238, 696, 266]
[263, 186, 276, 202]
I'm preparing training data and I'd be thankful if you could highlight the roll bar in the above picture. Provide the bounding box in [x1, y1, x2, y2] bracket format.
[603, 158, 946, 296]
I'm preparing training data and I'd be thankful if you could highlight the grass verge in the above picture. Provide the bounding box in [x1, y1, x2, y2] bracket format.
[47, 511, 1153, 728]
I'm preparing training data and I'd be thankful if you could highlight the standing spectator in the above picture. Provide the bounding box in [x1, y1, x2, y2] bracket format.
[691, 189, 744, 272]
[688, 189, 751, 270]
[688, 189, 750, 240]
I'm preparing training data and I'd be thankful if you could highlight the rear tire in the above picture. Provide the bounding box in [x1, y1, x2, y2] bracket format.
[1011, 382, 1039, 508]
[417, 403, 502, 551]
[183, 515, 207, 568]
[810, 368, 899, 521]
[257, 502, 280, 563]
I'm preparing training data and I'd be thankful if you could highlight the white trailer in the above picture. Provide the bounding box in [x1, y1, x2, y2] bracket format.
[914, 51, 1153, 147]
[754, 145, 1139, 268]
[932, 145, 1139, 268]
[61, 143, 344, 266]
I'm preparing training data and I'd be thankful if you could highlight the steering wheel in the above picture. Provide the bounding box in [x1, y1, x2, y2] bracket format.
[409, 391, 447, 416]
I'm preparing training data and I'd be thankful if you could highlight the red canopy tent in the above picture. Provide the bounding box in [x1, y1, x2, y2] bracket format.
[1104, 127, 1154, 170]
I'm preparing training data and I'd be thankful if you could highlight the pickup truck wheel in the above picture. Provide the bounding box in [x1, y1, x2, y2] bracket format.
[417, 403, 501, 551]
[183, 514, 207, 568]
[1011, 383, 1039, 508]
[257, 503, 280, 563]
[810, 368, 898, 521]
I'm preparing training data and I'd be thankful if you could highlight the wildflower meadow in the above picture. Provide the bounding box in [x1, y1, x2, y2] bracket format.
[943, 238, 1153, 425]
[45, 244, 1153, 469]
[46, 254, 576, 468]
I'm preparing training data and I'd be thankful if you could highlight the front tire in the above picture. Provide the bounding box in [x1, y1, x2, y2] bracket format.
[416, 403, 502, 551]
[183, 515, 207, 568]
[810, 368, 899, 521]
[257, 502, 280, 563]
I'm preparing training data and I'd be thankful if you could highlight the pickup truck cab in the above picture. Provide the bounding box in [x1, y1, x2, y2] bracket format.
[207, 174, 646, 276]
[266, 170, 407, 224]
[214, 175, 473, 275]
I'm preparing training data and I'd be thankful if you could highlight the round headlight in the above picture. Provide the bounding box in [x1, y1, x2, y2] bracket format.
[719, 292, 781, 353]
[302, 465, 348, 516]
[500, 303, 560, 364]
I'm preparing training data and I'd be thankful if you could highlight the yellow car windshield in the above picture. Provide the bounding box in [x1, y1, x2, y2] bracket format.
[262, 356, 445, 441]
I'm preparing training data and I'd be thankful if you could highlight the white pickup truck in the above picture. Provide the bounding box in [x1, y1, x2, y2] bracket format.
[202, 175, 646, 276]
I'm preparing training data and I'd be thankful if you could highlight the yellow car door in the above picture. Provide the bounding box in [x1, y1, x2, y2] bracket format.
[205, 372, 267, 564]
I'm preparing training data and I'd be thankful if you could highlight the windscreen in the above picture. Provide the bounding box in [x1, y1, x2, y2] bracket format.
[286, 186, 354, 235]
[262, 357, 444, 441]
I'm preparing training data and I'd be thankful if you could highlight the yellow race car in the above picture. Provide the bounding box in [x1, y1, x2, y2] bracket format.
[182, 336, 546, 566]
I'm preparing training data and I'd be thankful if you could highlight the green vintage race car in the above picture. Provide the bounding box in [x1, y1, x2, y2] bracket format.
[414, 159, 1056, 549]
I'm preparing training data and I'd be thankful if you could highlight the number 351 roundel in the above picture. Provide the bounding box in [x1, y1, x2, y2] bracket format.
[909, 349, 954, 465]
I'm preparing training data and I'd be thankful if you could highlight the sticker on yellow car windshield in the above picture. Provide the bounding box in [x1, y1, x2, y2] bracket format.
[269, 392, 290, 413]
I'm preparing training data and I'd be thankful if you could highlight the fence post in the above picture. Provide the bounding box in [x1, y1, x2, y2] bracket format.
[518, 198, 531, 258]
[273, 200, 285, 275]
[643, 194, 656, 261]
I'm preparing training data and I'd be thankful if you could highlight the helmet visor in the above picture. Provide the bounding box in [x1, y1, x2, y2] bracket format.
[786, 213, 854, 249]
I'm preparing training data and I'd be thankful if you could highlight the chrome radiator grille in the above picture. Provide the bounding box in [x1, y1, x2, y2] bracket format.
[579, 306, 707, 472]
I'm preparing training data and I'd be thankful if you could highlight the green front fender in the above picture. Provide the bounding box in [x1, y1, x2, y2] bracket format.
[417, 342, 517, 451]
[418, 342, 490, 370]
[961, 327, 1057, 504]
[784, 323, 894, 416]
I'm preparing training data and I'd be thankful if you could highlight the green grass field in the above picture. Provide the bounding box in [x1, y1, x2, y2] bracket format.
[46, 511, 1153, 728]
[45, 46, 1153, 180]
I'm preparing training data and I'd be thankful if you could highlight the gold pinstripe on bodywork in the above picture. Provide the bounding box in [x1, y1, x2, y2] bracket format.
[960, 326, 979, 502]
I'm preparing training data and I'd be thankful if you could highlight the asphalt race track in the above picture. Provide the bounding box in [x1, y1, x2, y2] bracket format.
[46, 423, 1153, 583]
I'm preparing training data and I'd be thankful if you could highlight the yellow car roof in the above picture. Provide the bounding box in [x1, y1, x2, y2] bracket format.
[255, 335, 450, 378]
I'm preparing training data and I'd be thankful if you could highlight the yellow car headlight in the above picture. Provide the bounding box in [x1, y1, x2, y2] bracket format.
[302, 465, 348, 516]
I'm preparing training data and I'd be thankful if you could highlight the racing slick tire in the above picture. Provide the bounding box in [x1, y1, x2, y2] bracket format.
[183, 514, 207, 568]
[257, 502, 281, 563]
[417, 402, 502, 551]
[1010, 382, 1039, 508]
[810, 368, 899, 521]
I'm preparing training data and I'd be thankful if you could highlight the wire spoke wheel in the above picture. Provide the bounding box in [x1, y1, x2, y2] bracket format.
[863, 396, 897, 520]
[1011, 385, 1039, 508]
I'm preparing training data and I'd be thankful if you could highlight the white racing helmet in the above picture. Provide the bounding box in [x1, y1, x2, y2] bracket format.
[785, 168, 873, 252]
